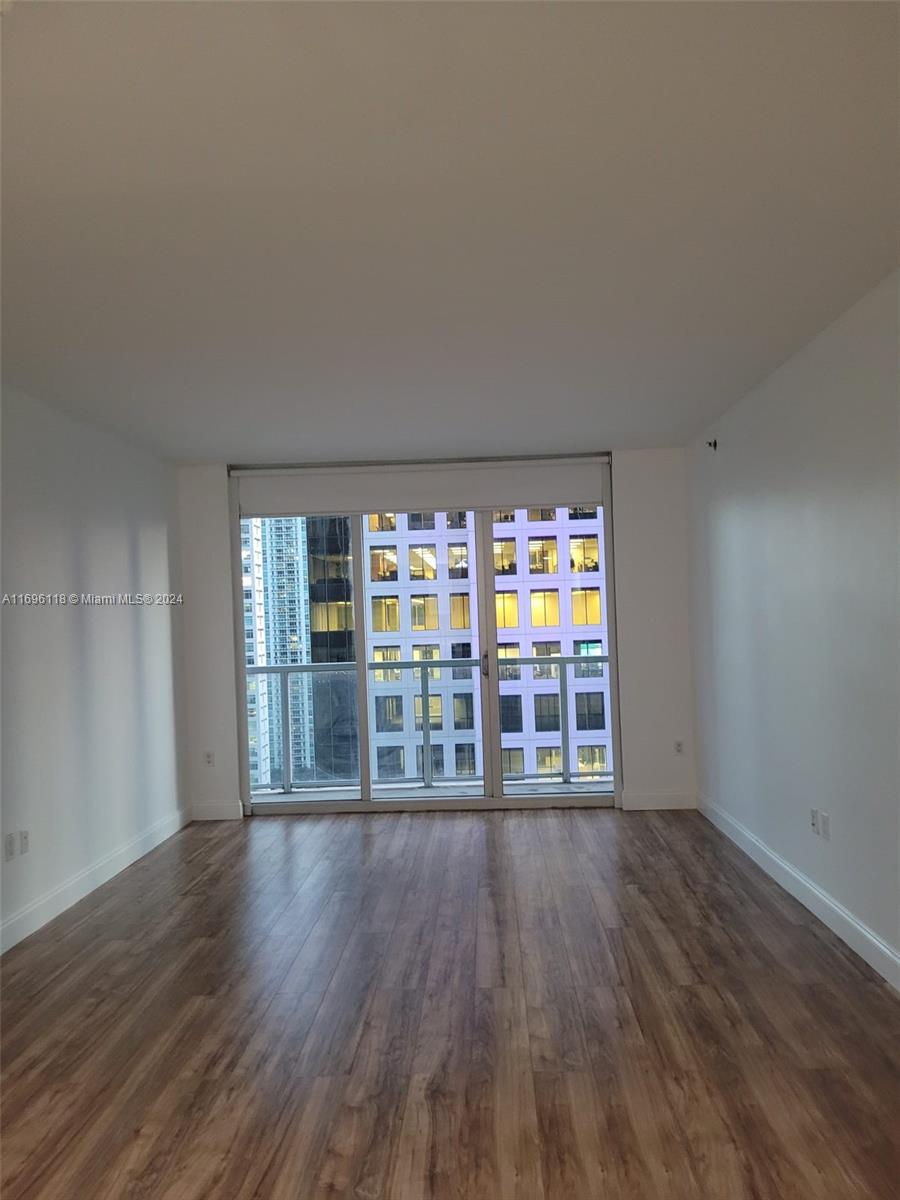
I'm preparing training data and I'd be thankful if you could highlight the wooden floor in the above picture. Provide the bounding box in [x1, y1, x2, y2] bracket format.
[2, 812, 898, 1199]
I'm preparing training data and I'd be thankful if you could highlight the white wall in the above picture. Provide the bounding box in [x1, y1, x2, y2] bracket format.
[1, 388, 187, 951]
[691, 271, 900, 986]
[612, 449, 698, 809]
[176, 466, 243, 820]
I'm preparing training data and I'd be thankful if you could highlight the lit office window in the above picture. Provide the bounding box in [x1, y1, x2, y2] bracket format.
[375, 695, 404, 733]
[572, 588, 601, 625]
[499, 694, 523, 733]
[414, 694, 443, 731]
[527, 507, 556, 521]
[450, 593, 471, 629]
[530, 589, 560, 626]
[494, 539, 517, 575]
[575, 692, 605, 730]
[412, 644, 441, 680]
[534, 694, 561, 732]
[577, 745, 608, 775]
[446, 511, 467, 529]
[493, 509, 516, 523]
[455, 744, 477, 775]
[574, 639, 604, 678]
[528, 537, 558, 574]
[407, 512, 435, 531]
[409, 545, 438, 581]
[372, 645, 401, 682]
[498, 643, 521, 680]
[570, 535, 600, 573]
[377, 745, 405, 778]
[453, 693, 475, 730]
[502, 748, 525, 775]
[451, 641, 472, 679]
[369, 513, 397, 532]
[568, 506, 597, 520]
[536, 746, 562, 774]
[410, 594, 439, 631]
[532, 641, 561, 680]
[416, 744, 445, 777]
[371, 595, 400, 633]
[447, 544, 469, 579]
[495, 592, 519, 628]
[311, 601, 354, 631]
[370, 546, 398, 582]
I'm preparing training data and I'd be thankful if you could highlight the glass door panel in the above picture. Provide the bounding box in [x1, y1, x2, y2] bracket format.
[241, 515, 361, 799]
[363, 510, 484, 799]
[488, 505, 615, 797]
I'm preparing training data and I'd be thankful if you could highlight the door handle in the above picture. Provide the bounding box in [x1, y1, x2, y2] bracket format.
[481, 651, 490, 678]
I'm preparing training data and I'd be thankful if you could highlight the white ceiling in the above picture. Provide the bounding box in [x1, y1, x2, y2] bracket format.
[3, 1, 898, 464]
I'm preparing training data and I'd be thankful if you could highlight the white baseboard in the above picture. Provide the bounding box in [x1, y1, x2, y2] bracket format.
[191, 800, 244, 821]
[0, 809, 189, 954]
[622, 790, 696, 811]
[700, 798, 900, 990]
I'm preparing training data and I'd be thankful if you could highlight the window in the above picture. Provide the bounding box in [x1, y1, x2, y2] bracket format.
[412, 643, 441, 680]
[370, 546, 398, 582]
[377, 745, 405, 778]
[568, 506, 597, 520]
[530, 589, 560, 627]
[414, 694, 443, 731]
[501, 748, 525, 776]
[407, 512, 435, 531]
[534, 694, 561, 732]
[570, 535, 599, 573]
[448, 544, 469, 579]
[495, 592, 519, 628]
[577, 745, 608, 775]
[575, 692, 605, 730]
[451, 641, 472, 679]
[499, 694, 522, 733]
[527, 507, 556, 521]
[494, 539, 517, 576]
[533, 641, 561, 679]
[446, 511, 467, 529]
[311, 601, 354, 631]
[498, 643, 521, 680]
[536, 747, 562, 775]
[416, 744, 445, 777]
[528, 537, 558, 575]
[453, 693, 475, 730]
[409, 545, 438, 581]
[455, 743, 477, 775]
[493, 509, 516, 523]
[450, 593, 471, 629]
[371, 595, 400, 633]
[375, 695, 404, 733]
[574, 639, 604, 678]
[372, 645, 401, 682]
[572, 588, 601, 625]
[368, 513, 396, 532]
[410, 594, 439, 631]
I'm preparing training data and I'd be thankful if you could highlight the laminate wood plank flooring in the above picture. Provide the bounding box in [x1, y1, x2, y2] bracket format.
[2, 811, 898, 1199]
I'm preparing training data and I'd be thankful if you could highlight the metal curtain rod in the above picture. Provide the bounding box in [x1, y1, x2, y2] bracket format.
[228, 451, 611, 475]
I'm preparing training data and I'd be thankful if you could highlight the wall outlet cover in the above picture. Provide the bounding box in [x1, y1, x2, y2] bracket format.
[4, 833, 16, 861]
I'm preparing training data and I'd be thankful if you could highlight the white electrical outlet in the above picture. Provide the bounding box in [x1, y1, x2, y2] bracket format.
[4, 833, 16, 861]
[819, 812, 830, 841]
[19, 830, 30, 855]
[810, 808, 819, 835]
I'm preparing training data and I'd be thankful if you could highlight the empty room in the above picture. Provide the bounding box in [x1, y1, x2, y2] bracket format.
[1, 2, 898, 1198]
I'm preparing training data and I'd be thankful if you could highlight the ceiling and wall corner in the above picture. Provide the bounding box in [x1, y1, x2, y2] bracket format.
[2, 1, 898, 464]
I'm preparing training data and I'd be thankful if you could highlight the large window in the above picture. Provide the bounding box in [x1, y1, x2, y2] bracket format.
[451, 641, 472, 679]
[574, 639, 603, 678]
[572, 588, 601, 625]
[530, 589, 559, 627]
[372, 595, 400, 633]
[414, 694, 443, 731]
[377, 746, 405, 778]
[311, 601, 354, 631]
[527, 507, 556, 521]
[494, 539, 517, 575]
[370, 546, 398, 582]
[450, 593, 471, 629]
[369, 513, 396, 532]
[498, 643, 521, 680]
[407, 512, 435, 531]
[502, 748, 525, 776]
[577, 745, 607, 776]
[372, 645, 401, 682]
[534, 693, 561, 732]
[575, 692, 605, 730]
[448, 544, 469, 579]
[499, 694, 523, 733]
[453, 693, 475, 730]
[495, 592, 519, 629]
[533, 641, 561, 679]
[455, 744, 477, 775]
[417, 744, 445, 777]
[410, 594, 439, 631]
[409, 544, 438, 581]
[375, 695, 404, 733]
[536, 746, 562, 774]
[412, 644, 440, 680]
[528, 537, 558, 574]
[570, 535, 599, 573]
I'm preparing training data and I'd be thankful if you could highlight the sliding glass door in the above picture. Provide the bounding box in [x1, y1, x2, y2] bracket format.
[236, 472, 618, 807]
